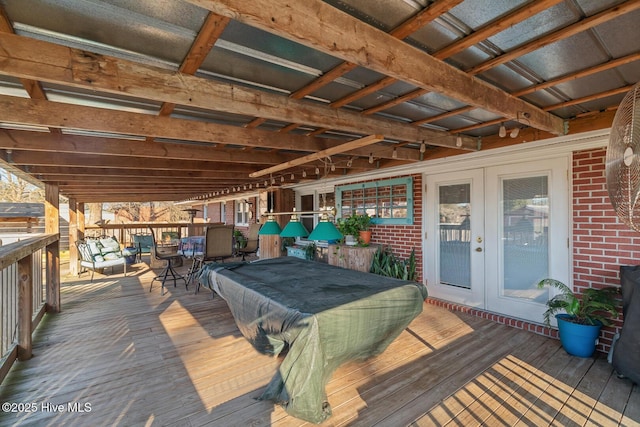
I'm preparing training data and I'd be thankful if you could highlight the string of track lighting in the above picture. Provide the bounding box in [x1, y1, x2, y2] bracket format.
[188, 156, 359, 202]
[258, 157, 343, 241]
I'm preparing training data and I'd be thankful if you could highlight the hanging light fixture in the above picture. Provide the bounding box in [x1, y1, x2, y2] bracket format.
[456, 135, 463, 147]
[258, 211, 282, 235]
[308, 210, 343, 241]
[510, 127, 520, 138]
[279, 208, 310, 238]
[420, 141, 426, 153]
[499, 123, 507, 138]
[392, 147, 398, 158]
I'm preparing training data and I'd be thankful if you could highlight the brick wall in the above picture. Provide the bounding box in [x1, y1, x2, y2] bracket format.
[225, 200, 235, 225]
[361, 174, 424, 281]
[572, 147, 634, 353]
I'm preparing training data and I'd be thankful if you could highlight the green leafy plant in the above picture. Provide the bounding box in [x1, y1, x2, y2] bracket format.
[281, 237, 295, 252]
[303, 242, 317, 260]
[354, 213, 372, 231]
[537, 279, 619, 327]
[233, 229, 247, 249]
[370, 246, 416, 281]
[337, 213, 372, 243]
[336, 215, 360, 237]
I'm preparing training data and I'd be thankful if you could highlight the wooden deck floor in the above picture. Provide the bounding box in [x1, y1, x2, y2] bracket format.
[1, 260, 639, 426]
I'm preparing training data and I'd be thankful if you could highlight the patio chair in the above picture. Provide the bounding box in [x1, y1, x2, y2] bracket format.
[148, 227, 186, 295]
[76, 236, 127, 282]
[237, 223, 260, 261]
[132, 233, 154, 262]
[193, 224, 235, 294]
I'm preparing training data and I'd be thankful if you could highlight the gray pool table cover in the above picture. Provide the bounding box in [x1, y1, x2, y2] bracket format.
[199, 257, 428, 423]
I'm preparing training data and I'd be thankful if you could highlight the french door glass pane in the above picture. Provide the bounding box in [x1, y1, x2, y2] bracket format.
[502, 176, 549, 302]
[439, 184, 471, 288]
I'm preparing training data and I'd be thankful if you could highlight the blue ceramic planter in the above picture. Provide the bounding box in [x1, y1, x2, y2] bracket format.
[556, 313, 602, 358]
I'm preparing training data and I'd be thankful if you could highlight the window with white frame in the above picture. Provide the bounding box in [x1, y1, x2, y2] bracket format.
[235, 200, 249, 225]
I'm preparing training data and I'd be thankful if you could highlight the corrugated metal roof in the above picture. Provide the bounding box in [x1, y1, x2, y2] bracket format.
[0, 0, 637, 201]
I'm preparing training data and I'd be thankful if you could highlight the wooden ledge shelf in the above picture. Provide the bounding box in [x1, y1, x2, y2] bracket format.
[328, 244, 378, 273]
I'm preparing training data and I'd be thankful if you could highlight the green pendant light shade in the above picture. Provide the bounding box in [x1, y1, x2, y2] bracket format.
[258, 214, 282, 235]
[307, 213, 343, 241]
[280, 209, 309, 237]
[280, 219, 309, 237]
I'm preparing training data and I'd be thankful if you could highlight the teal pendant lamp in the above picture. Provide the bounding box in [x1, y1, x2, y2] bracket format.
[258, 212, 282, 235]
[280, 209, 309, 238]
[308, 212, 343, 241]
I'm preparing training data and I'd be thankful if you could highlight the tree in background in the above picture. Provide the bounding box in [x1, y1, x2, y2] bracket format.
[0, 170, 45, 202]
[0, 168, 189, 223]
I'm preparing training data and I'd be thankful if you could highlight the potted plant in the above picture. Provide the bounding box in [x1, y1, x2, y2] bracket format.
[355, 213, 372, 245]
[336, 215, 360, 246]
[233, 229, 247, 251]
[537, 278, 620, 357]
[337, 213, 372, 245]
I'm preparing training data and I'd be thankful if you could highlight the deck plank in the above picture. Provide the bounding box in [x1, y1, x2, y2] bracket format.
[0, 262, 638, 426]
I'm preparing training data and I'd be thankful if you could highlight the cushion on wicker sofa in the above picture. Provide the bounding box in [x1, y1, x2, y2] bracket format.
[77, 236, 127, 281]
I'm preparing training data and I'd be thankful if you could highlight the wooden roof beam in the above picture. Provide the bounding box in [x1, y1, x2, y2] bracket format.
[0, 34, 474, 149]
[186, 0, 564, 135]
[250, 134, 384, 177]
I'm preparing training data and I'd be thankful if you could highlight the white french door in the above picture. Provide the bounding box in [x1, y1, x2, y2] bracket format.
[426, 169, 485, 308]
[425, 157, 570, 323]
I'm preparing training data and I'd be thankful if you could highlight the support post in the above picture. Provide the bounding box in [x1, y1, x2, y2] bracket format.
[17, 254, 33, 360]
[68, 198, 78, 276]
[45, 183, 60, 313]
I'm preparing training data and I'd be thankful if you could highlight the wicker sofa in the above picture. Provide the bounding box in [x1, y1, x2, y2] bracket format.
[77, 236, 127, 281]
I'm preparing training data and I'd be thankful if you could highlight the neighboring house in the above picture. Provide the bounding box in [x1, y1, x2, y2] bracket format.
[0, 203, 70, 248]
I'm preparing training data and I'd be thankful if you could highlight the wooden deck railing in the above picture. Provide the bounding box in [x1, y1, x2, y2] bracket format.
[0, 224, 210, 385]
[0, 234, 58, 384]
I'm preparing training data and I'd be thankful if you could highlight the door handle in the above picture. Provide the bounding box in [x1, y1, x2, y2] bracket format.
[475, 247, 483, 252]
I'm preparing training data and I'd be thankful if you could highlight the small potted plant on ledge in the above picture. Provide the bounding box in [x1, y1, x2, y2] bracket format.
[355, 213, 372, 245]
[537, 278, 620, 358]
[337, 215, 360, 246]
[337, 213, 372, 246]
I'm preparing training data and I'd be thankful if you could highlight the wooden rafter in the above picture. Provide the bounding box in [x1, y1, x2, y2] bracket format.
[185, 0, 564, 135]
[0, 97, 424, 160]
[250, 134, 384, 177]
[272, 0, 463, 131]
[0, 4, 59, 134]
[0, 36, 475, 148]
[467, 0, 640, 75]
